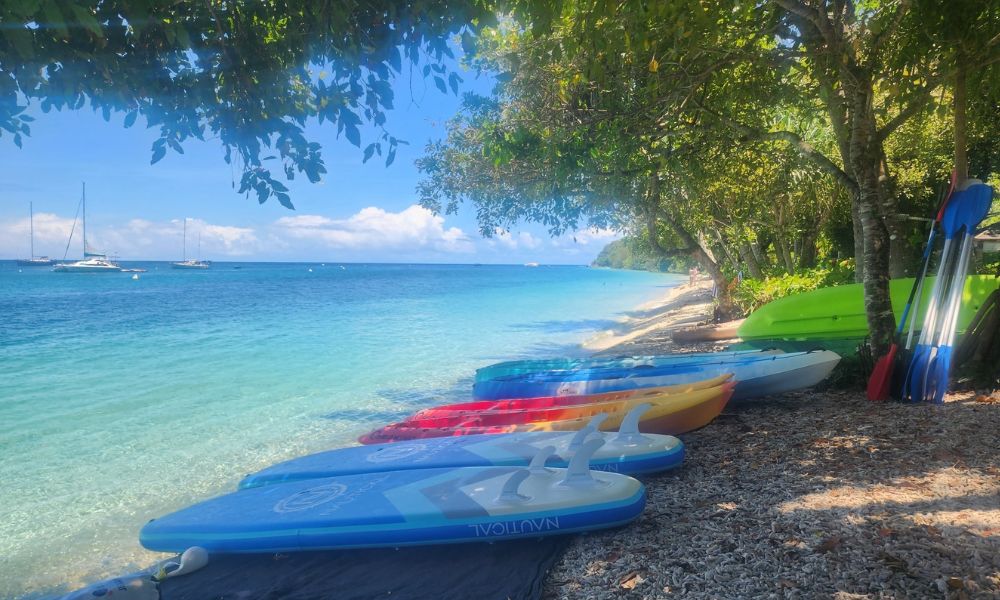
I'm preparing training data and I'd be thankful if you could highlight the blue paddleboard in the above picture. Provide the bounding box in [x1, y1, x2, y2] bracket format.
[240, 429, 684, 489]
[141, 442, 646, 553]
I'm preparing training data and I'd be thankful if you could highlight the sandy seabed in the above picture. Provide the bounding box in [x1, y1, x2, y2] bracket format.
[545, 279, 1000, 600]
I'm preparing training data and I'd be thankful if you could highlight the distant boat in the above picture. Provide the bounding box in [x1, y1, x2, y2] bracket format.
[16, 202, 54, 266]
[172, 218, 210, 269]
[524, 262, 540, 267]
[53, 184, 122, 273]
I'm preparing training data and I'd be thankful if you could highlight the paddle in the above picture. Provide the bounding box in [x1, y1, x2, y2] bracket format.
[904, 181, 993, 402]
[867, 176, 955, 401]
[922, 182, 994, 403]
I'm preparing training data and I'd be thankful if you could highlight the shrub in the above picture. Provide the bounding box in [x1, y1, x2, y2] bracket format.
[730, 260, 855, 315]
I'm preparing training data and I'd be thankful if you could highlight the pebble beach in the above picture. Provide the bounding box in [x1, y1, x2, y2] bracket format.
[547, 280, 1000, 599]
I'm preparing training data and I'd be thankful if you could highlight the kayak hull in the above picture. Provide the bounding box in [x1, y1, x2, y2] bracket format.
[359, 382, 735, 444]
[738, 275, 998, 341]
[471, 351, 841, 401]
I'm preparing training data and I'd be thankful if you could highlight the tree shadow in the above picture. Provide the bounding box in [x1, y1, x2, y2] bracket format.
[543, 391, 1000, 599]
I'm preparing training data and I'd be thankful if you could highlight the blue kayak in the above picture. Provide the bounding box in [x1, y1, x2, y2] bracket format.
[141, 442, 646, 553]
[240, 428, 684, 489]
[472, 350, 841, 401]
[475, 349, 778, 382]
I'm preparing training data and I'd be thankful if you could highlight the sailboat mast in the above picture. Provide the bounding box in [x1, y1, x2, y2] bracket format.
[29, 201, 34, 258]
[81, 182, 86, 257]
[182, 218, 187, 261]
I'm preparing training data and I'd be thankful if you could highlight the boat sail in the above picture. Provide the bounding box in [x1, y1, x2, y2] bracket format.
[16, 202, 54, 266]
[171, 218, 210, 269]
[53, 183, 122, 273]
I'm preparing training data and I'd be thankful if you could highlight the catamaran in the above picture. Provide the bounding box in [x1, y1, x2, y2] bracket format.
[16, 202, 54, 266]
[53, 183, 122, 273]
[171, 218, 210, 269]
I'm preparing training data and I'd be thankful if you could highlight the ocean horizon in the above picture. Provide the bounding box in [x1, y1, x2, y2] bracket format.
[0, 261, 680, 599]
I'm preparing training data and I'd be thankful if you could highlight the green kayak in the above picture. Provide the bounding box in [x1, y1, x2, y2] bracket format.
[738, 275, 999, 341]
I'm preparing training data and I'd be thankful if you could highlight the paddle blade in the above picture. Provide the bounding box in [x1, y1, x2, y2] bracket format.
[903, 344, 933, 403]
[927, 346, 953, 404]
[866, 344, 898, 401]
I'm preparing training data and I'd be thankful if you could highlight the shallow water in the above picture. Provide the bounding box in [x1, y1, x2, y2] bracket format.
[0, 262, 678, 598]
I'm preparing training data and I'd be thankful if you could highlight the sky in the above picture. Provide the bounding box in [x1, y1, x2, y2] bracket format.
[0, 52, 619, 264]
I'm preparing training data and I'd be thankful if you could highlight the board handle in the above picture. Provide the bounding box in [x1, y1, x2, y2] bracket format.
[561, 438, 605, 488]
[614, 403, 652, 444]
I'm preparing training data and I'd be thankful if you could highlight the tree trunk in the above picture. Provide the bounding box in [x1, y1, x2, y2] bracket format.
[644, 173, 729, 294]
[954, 62, 968, 181]
[712, 229, 739, 270]
[852, 197, 865, 282]
[798, 232, 818, 268]
[849, 87, 896, 356]
[738, 241, 764, 278]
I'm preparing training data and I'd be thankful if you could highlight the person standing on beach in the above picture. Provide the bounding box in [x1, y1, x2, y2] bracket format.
[689, 266, 699, 285]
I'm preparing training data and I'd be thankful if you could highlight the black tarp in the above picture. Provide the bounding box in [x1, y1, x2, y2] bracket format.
[158, 538, 569, 600]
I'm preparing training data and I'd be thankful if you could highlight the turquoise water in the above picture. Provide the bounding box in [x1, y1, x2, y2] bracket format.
[0, 262, 678, 598]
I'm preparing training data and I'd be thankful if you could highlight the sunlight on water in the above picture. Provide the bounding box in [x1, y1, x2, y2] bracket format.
[0, 262, 678, 598]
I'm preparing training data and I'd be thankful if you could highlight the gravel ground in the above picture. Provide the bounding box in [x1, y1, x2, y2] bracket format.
[544, 281, 1000, 600]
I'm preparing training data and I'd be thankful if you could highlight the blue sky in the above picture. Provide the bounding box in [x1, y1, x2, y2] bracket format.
[0, 53, 618, 263]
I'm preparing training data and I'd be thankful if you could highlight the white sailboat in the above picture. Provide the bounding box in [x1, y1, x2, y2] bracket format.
[16, 202, 54, 266]
[171, 218, 210, 269]
[53, 183, 122, 273]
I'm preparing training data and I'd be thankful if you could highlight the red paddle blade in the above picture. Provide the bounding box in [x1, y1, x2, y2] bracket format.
[867, 344, 898, 401]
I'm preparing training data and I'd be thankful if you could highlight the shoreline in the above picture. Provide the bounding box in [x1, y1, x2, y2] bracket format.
[544, 278, 1000, 598]
[582, 278, 723, 355]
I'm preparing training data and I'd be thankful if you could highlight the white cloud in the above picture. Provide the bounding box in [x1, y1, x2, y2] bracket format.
[274, 205, 474, 253]
[490, 228, 542, 250]
[552, 227, 621, 247]
[0, 212, 76, 257]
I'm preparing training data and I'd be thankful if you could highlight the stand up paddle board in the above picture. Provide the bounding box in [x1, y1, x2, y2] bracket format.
[241, 407, 682, 489]
[141, 440, 646, 553]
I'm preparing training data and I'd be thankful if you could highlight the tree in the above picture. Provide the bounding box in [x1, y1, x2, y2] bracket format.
[0, 0, 490, 207]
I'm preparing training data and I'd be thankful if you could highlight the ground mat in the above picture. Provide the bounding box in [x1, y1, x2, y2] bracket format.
[159, 537, 569, 600]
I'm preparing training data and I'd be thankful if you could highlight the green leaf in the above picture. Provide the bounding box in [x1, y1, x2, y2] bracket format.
[69, 5, 103, 39]
[151, 145, 166, 164]
[461, 30, 476, 56]
[344, 123, 360, 147]
[448, 72, 462, 95]
[386, 146, 397, 167]
[124, 111, 138, 128]
[433, 76, 447, 94]
[41, 3, 69, 40]
[275, 192, 294, 209]
[14, 133, 23, 148]
[363, 142, 377, 163]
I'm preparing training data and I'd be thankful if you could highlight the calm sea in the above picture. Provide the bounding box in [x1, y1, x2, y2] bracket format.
[0, 261, 678, 598]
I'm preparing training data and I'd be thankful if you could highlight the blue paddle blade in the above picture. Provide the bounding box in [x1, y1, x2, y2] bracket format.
[904, 343, 933, 403]
[928, 346, 952, 404]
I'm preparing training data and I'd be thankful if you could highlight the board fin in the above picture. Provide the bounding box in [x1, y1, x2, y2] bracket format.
[614, 403, 652, 444]
[497, 469, 531, 503]
[561, 438, 605, 487]
[568, 422, 598, 449]
[529, 445, 556, 473]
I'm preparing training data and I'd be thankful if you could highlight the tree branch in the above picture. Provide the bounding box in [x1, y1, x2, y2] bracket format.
[695, 101, 859, 196]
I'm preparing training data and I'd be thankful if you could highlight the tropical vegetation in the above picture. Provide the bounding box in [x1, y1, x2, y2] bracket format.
[2, 1, 1000, 354]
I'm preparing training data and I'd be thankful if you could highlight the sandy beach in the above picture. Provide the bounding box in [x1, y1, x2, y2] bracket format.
[546, 279, 1000, 599]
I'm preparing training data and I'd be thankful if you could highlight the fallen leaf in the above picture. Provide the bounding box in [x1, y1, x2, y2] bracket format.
[605, 551, 620, 562]
[815, 535, 842, 553]
[619, 571, 644, 590]
[947, 577, 965, 590]
[877, 527, 894, 538]
[879, 552, 908, 572]
[778, 579, 798, 588]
